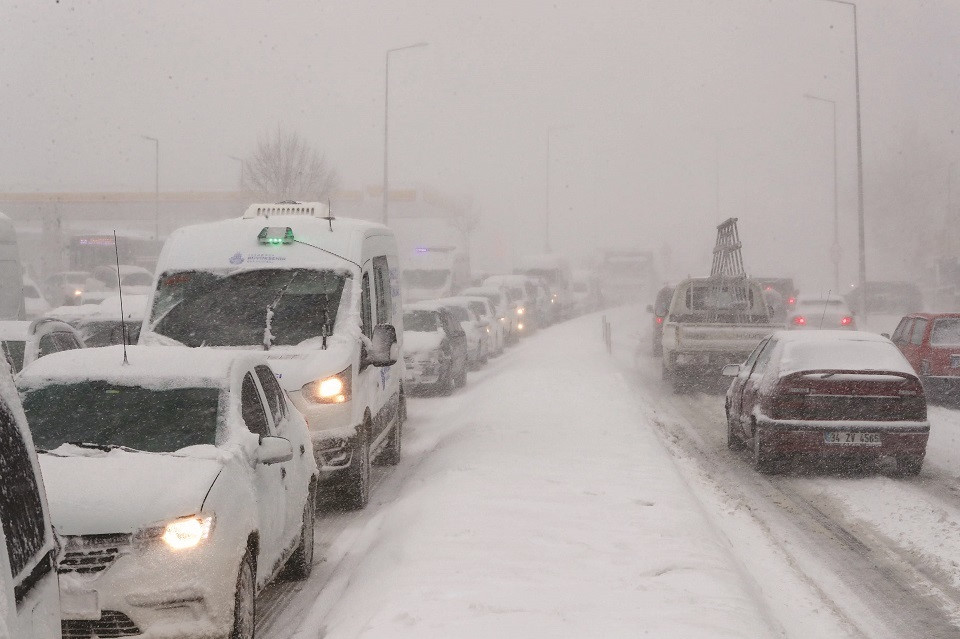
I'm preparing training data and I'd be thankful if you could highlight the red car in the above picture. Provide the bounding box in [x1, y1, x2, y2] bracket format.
[724, 330, 929, 475]
[891, 313, 960, 398]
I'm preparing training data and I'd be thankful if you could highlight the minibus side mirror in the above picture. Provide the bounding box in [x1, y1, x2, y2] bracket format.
[365, 324, 398, 368]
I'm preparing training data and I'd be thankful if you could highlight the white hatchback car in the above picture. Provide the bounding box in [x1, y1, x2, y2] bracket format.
[0, 318, 84, 374]
[18, 346, 319, 639]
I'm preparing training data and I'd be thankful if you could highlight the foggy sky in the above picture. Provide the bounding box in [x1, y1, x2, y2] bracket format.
[2, 0, 959, 288]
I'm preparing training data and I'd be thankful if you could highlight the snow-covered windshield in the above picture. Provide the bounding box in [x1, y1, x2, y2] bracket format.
[77, 320, 141, 348]
[149, 268, 347, 347]
[446, 306, 470, 322]
[404, 310, 438, 332]
[1, 340, 24, 372]
[931, 318, 960, 346]
[403, 269, 449, 288]
[22, 382, 221, 453]
[122, 272, 153, 287]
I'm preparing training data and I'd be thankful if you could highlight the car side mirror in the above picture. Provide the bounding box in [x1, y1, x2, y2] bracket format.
[881, 333, 890, 339]
[365, 324, 398, 368]
[722, 364, 741, 377]
[646, 305, 654, 313]
[257, 436, 293, 465]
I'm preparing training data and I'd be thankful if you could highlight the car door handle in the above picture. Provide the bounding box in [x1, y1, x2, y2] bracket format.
[300, 444, 306, 457]
[280, 467, 286, 480]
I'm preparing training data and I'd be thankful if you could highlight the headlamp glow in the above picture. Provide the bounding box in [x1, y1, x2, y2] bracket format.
[162, 515, 213, 550]
[303, 367, 352, 404]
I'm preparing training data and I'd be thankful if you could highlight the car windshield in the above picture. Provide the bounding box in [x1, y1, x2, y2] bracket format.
[931, 318, 960, 346]
[21, 382, 221, 453]
[77, 320, 141, 347]
[447, 306, 470, 322]
[404, 310, 438, 332]
[149, 268, 347, 347]
[122, 272, 153, 286]
[403, 269, 449, 288]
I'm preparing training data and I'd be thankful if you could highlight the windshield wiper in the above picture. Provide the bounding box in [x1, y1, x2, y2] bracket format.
[66, 441, 125, 452]
[264, 272, 299, 351]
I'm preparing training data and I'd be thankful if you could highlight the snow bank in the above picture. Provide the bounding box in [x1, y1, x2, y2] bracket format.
[297, 313, 774, 638]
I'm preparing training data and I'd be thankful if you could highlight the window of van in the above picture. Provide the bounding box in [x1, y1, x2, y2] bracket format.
[0, 400, 47, 578]
[373, 256, 392, 325]
[149, 268, 349, 347]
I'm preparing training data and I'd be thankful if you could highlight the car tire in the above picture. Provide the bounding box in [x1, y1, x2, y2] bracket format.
[378, 409, 403, 466]
[896, 455, 923, 477]
[456, 366, 467, 388]
[727, 412, 745, 451]
[231, 548, 256, 639]
[345, 425, 371, 510]
[283, 488, 315, 579]
[753, 425, 775, 473]
[438, 368, 455, 396]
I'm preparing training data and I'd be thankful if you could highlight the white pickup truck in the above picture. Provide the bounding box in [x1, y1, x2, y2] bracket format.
[661, 277, 781, 391]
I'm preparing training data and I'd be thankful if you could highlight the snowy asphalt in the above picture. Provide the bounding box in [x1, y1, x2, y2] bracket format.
[255, 307, 960, 638]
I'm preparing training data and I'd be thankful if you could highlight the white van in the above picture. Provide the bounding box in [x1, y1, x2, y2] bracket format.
[140, 202, 404, 509]
[0, 361, 61, 638]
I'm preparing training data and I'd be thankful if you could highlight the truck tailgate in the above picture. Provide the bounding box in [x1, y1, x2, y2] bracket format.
[675, 323, 778, 353]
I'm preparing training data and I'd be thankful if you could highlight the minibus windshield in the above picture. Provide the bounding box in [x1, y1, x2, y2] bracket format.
[150, 268, 348, 347]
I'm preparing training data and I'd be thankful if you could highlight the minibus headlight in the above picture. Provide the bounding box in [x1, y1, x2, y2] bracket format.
[302, 366, 352, 404]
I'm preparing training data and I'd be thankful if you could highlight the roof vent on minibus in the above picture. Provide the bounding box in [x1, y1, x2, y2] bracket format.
[242, 201, 330, 219]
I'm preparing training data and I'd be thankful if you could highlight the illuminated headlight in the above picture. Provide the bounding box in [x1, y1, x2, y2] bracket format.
[518, 322, 525, 331]
[73, 289, 83, 296]
[486, 327, 491, 333]
[160, 515, 213, 551]
[550, 298, 555, 304]
[499, 317, 506, 322]
[516, 307, 525, 315]
[302, 366, 352, 404]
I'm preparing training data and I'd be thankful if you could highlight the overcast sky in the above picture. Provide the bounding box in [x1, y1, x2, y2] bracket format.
[2, 0, 958, 285]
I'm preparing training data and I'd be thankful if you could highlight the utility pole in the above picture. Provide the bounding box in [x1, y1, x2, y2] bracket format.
[383, 42, 428, 227]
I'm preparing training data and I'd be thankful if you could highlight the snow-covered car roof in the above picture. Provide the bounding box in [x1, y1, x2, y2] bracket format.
[773, 330, 914, 376]
[94, 294, 149, 321]
[18, 345, 264, 390]
[436, 296, 485, 308]
[157, 214, 388, 273]
[0, 320, 31, 341]
[403, 301, 449, 312]
[460, 286, 502, 297]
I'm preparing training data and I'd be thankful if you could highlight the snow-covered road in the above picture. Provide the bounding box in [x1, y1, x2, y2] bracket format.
[256, 307, 960, 638]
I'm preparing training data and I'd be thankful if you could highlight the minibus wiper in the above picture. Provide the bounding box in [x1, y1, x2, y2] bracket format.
[263, 272, 299, 351]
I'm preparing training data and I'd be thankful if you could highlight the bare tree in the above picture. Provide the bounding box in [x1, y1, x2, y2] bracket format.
[243, 127, 339, 202]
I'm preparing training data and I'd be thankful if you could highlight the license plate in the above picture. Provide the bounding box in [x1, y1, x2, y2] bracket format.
[824, 431, 881, 446]
[951, 355, 960, 368]
[60, 587, 100, 620]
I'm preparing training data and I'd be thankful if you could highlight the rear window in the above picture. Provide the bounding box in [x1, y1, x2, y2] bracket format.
[930, 318, 960, 346]
[780, 339, 911, 375]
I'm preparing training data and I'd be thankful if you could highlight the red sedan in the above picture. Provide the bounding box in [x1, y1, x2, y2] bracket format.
[723, 330, 929, 475]
[891, 313, 960, 399]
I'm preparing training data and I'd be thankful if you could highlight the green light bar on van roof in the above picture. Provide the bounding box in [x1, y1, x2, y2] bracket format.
[258, 227, 295, 245]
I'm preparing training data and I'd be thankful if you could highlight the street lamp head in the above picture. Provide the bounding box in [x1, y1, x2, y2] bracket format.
[388, 41, 429, 55]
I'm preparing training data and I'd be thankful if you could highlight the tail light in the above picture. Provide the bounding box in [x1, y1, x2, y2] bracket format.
[792, 316, 806, 326]
[840, 316, 853, 326]
[787, 297, 797, 306]
[767, 384, 810, 419]
[656, 316, 664, 325]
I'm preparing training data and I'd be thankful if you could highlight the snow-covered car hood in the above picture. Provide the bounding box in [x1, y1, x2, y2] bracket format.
[403, 330, 443, 355]
[39, 448, 223, 535]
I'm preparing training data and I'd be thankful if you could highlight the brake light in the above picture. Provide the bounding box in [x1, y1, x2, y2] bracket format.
[788, 297, 797, 306]
[840, 316, 853, 326]
[656, 316, 664, 325]
[792, 316, 806, 326]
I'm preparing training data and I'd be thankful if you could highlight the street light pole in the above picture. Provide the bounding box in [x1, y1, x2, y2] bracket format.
[383, 42, 428, 227]
[804, 94, 840, 292]
[141, 135, 159, 239]
[824, 0, 866, 305]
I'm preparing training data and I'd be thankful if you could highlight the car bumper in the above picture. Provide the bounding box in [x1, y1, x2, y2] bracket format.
[402, 358, 442, 385]
[59, 536, 243, 639]
[756, 417, 930, 456]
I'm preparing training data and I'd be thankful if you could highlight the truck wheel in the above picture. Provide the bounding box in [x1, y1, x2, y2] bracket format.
[753, 425, 776, 473]
[345, 425, 371, 509]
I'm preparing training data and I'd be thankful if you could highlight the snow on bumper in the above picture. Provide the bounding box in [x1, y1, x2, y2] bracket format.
[402, 354, 441, 385]
[756, 416, 930, 456]
[58, 534, 242, 638]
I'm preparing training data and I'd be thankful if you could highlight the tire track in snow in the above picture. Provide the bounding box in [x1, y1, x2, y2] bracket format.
[625, 350, 960, 638]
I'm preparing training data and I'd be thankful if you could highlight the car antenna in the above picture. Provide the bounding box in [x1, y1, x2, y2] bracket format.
[113, 230, 129, 365]
[818, 290, 831, 329]
[322, 199, 335, 232]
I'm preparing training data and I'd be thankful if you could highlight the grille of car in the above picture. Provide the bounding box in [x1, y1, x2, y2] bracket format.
[61, 611, 141, 638]
[58, 533, 132, 575]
